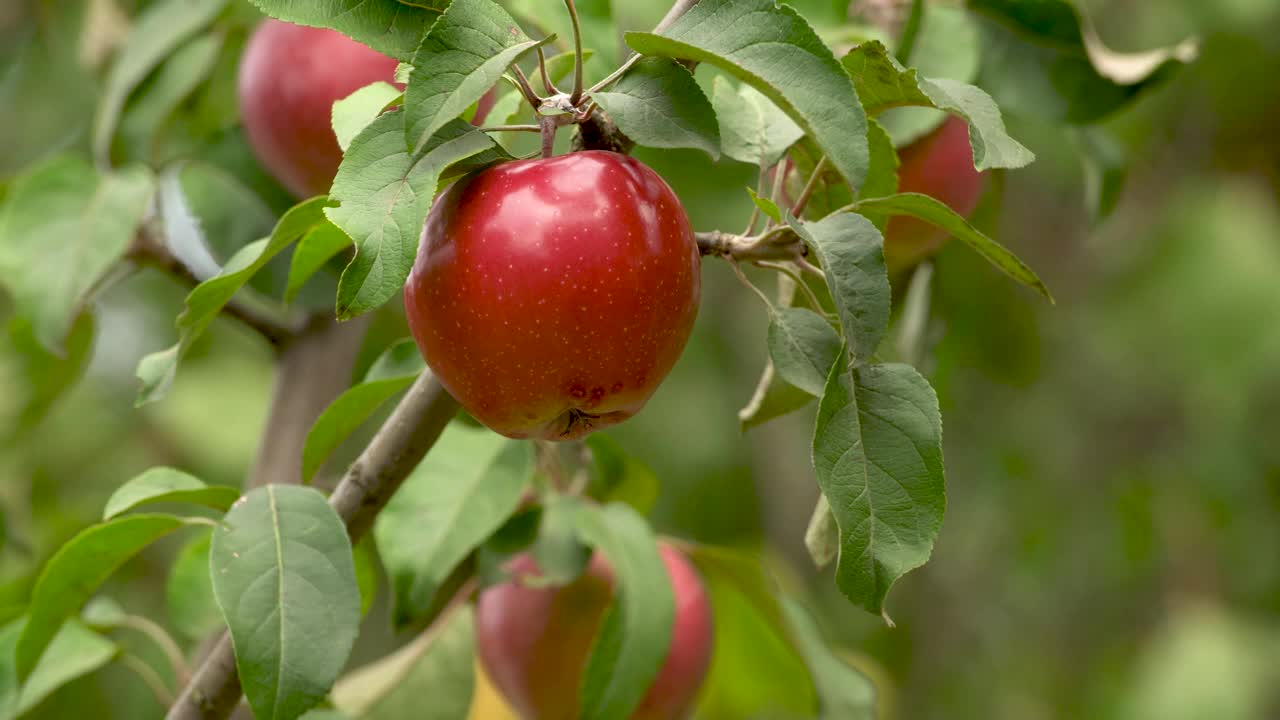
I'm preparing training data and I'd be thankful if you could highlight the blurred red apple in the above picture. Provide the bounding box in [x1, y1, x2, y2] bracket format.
[237, 19, 398, 199]
[403, 150, 700, 441]
[475, 542, 714, 720]
[884, 116, 985, 273]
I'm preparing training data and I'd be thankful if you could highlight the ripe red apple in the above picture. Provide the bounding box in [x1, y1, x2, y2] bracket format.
[884, 116, 985, 274]
[474, 542, 714, 720]
[237, 19, 399, 199]
[403, 151, 700, 441]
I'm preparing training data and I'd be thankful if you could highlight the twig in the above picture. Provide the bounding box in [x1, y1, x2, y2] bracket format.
[562, 0, 585, 105]
[122, 653, 177, 707]
[540, 115, 559, 159]
[790, 156, 828, 218]
[755, 260, 826, 313]
[586, 0, 701, 94]
[536, 47, 560, 95]
[695, 227, 802, 262]
[166, 373, 461, 720]
[479, 124, 542, 133]
[726, 260, 774, 310]
[121, 614, 192, 686]
[509, 65, 542, 110]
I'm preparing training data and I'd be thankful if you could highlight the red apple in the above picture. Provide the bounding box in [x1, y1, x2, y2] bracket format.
[474, 542, 714, 720]
[403, 151, 700, 441]
[237, 19, 399, 199]
[884, 116, 985, 274]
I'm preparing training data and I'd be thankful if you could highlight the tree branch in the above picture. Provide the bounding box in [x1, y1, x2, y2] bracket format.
[166, 372, 461, 720]
[695, 228, 807, 262]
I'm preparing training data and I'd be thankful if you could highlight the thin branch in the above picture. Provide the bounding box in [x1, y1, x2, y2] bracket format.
[123, 653, 176, 708]
[586, 0, 700, 94]
[695, 227, 803, 262]
[166, 373, 461, 720]
[536, 47, 560, 96]
[755, 260, 826, 313]
[790, 156, 828, 218]
[726, 260, 774, 310]
[479, 124, 542, 133]
[121, 615, 191, 686]
[509, 65, 542, 110]
[562, 0, 585, 105]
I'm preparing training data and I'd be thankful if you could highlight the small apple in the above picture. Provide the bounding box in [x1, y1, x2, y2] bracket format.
[884, 116, 985, 274]
[474, 542, 714, 720]
[403, 150, 700, 441]
[237, 19, 399, 199]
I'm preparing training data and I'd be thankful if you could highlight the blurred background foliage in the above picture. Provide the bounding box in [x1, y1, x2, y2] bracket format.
[2, 0, 1280, 718]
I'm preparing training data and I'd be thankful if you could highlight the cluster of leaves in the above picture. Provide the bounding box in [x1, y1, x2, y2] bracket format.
[0, 0, 1196, 719]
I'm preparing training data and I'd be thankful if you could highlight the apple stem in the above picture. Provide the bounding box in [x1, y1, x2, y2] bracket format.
[510, 64, 543, 110]
[790, 155, 828, 218]
[536, 46, 560, 95]
[562, 0, 586, 105]
[540, 115, 558, 158]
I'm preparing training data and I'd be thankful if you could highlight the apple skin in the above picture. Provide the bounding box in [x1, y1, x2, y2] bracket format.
[474, 542, 715, 720]
[403, 151, 701, 441]
[884, 116, 985, 274]
[237, 20, 399, 199]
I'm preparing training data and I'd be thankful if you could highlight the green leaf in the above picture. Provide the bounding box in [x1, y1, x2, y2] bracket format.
[331, 607, 474, 720]
[301, 340, 426, 483]
[91, 0, 229, 162]
[15, 514, 187, 681]
[211, 485, 361, 720]
[783, 213, 889, 363]
[804, 495, 839, 569]
[103, 467, 240, 520]
[118, 30, 226, 161]
[628, 0, 869, 188]
[405, 0, 551, 153]
[855, 193, 1052, 301]
[0, 156, 154, 353]
[333, 83, 403, 153]
[375, 424, 532, 625]
[166, 530, 222, 641]
[745, 187, 782, 223]
[6, 313, 95, 429]
[782, 599, 877, 719]
[584, 434, 660, 515]
[136, 196, 328, 405]
[1, 617, 119, 720]
[711, 78, 803, 168]
[970, 0, 1195, 124]
[686, 552, 816, 719]
[1073, 126, 1128, 224]
[79, 597, 128, 630]
[767, 307, 842, 397]
[591, 57, 720, 160]
[841, 41, 1034, 170]
[573, 502, 674, 720]
[285, 221, 353, 304]
[861, 118, 899, 206]
[877, 4, 982, 146]
[326, 112, 508, 319]
[813, 361, 945, 614]
[245, 0, 445, 62]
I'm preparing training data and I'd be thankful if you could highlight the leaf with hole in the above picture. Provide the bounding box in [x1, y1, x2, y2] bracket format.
[210, 485, 361, 720]
[628, 0, 868, 187]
